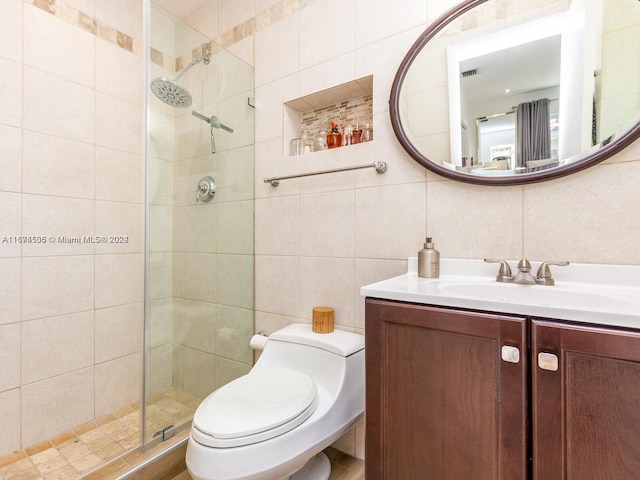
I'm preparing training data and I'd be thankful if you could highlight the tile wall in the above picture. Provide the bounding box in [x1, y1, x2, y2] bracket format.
[0, 0, 144, 458]
[177, 0, 640, 461]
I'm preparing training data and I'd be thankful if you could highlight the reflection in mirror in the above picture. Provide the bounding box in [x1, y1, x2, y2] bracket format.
[391, 0, 640, 185]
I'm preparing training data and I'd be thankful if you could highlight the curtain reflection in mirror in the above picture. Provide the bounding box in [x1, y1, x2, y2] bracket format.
[516, 99, 551, 168]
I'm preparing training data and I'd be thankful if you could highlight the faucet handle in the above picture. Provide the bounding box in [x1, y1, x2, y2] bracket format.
[517, 259, 532, 272]
[536, 261, 570, 286]
[484, 259, 513, 283]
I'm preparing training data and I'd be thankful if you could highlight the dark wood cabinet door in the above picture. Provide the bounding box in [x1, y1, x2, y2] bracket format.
[532, 319, 640, 480]
[365, 298, 528, 480]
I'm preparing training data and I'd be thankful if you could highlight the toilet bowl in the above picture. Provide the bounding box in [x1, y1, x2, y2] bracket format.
[186, 323, 365, 480]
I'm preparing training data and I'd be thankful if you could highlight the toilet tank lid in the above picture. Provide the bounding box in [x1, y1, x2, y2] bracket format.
[269, 323, 364, 356]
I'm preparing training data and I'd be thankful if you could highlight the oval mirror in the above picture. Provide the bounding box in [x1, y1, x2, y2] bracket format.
[390, 0, 640, 185]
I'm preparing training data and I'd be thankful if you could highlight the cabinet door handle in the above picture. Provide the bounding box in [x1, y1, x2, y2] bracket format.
[501, 345, 520, 364]
[538, 352, 559, 371]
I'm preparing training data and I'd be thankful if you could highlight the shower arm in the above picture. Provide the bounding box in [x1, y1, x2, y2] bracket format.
[174, 55, 210, 82]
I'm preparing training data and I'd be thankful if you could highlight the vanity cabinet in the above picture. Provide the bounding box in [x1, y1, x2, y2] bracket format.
[365, 298, 640, 480]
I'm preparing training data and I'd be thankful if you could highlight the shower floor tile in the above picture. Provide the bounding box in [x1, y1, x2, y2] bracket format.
[0, 387, 199, 480]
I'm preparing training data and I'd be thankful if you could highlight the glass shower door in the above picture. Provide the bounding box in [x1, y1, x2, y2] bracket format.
[144, 1, 255, 449]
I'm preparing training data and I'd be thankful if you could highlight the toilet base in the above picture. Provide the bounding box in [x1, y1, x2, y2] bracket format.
[289, 452, 331, 480]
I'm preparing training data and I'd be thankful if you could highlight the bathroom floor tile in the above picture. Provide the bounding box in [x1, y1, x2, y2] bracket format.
[0, 387, 198, 480]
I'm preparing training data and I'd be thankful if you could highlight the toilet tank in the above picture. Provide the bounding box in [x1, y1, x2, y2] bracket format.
[268, 323, 364, 356]
[255, 324, 364, 397]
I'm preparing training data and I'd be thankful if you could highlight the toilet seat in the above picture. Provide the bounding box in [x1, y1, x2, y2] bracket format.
[192, 367, 318, 448]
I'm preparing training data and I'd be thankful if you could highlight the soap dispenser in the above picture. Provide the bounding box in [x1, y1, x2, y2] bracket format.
[418, 237, 440, 278]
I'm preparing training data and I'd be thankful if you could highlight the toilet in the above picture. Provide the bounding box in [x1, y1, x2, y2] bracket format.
[185, 323, 365, 480]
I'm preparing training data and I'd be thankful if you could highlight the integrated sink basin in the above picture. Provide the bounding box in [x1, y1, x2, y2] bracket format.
[361, 258, 640, 328]
[437, 282, 632, 309]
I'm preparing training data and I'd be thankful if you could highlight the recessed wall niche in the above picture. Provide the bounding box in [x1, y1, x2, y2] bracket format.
[284, 76, 373, 156]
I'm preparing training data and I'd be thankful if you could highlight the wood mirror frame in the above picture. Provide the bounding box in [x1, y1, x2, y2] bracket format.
[389, 0, 640, 186]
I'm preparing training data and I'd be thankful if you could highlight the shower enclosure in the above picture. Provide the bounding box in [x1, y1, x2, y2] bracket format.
[144, 2, 255, 449]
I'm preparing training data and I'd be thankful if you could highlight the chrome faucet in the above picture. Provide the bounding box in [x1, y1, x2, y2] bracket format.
[484, 259, 569, 286]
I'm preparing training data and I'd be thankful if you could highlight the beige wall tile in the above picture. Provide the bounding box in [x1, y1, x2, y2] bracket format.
[217, 0, 254, 35]
[426, 181, 524, 260]
[255, 255, 299, 317]
[182, 347, 216, 399]
[21, 368, 94, 447]
[22, 256, 94, 321]
[0, 324, 20, 392]
[0, 389, 20, 455]
[216, 146, 255, 202]
[148, 252, 173, 300]
[149, 205, 174, 253]
[255, 14, 299, 87]
[23, 67, 95, 143]
[95, 303, 142, 363]
[215, 357, 251, 392]
[216, 254, 253, 308]
[96, 0, 143, 40]
[22, 195, 95, 256]
[149, 297, 173, 347]
[355, 0, 426, 48]
[0, 125, 21, 192]
[95, 254, 143, 308]
[300, 0, 355, 70]
[21, 312, 95, 385]
[255, 195, 299, 255]
[95, 201, 143, 254]
[95, 353, 141, 417]
[96, 38, 143, 105]
[216, 200, 254, 254]
[355, 182, 426, 259]
[0, 192, 21, 258]
[0, 0, 22, 63]
[182, 253, 217, 302]
[300, 191, 355, 258]
[22, 131, 95, 199]
[95, 147, 143, 203]
[523, 162, 640, 264]
[184, 204, 217, 254]
[0, 258, 20, 325]
[150, 343, 173, 395]
[175, 299, 217, 354]
[299, 257, 356, 329]
[24, 5, 96, 88]
[0, 58, 22, 128]
[215, 305, 253, 364]
[95, 93, 143, 154]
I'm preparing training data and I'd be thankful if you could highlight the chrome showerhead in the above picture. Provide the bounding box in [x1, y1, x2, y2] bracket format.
[150, 78, 193, 108]
[150, 54, 210, 108]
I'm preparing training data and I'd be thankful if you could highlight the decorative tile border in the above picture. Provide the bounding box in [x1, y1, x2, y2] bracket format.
[26, 0, 143, 57]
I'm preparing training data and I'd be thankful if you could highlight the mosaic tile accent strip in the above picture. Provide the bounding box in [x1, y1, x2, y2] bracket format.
[26, 0, 143, 56]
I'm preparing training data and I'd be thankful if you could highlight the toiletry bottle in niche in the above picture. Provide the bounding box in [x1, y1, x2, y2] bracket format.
[362, 123, 373, 142]
[301, 128, 312, 154]
[327, 121, 342, 149]
[314, 130, 328, 151]
[351, 123, 363, 144]
[418, 237, 440, 278]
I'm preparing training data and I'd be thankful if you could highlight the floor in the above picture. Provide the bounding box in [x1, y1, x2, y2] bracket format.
[169, 447, 365, 480]
[0, 387, 364, 480]
[0, 388, 199, 480]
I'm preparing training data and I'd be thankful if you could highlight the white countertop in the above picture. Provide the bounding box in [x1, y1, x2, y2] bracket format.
[360, 258, 640, 329]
